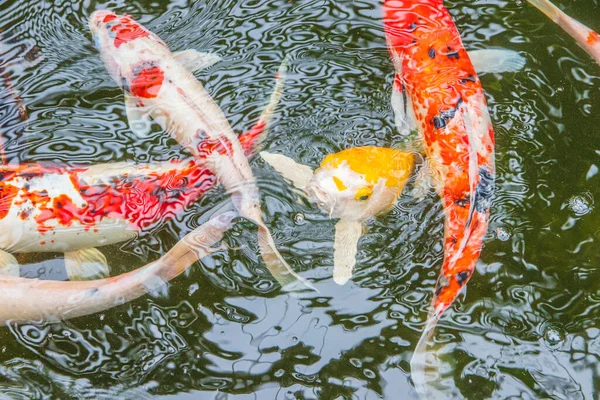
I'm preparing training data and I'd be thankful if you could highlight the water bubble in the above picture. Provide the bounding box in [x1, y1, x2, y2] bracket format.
[292, 336, 298, 342]
[542, 323, 566, 349]
[293, 213, 306, 225]
[568, 193, 594, 216]
[496, 227, 511, 241]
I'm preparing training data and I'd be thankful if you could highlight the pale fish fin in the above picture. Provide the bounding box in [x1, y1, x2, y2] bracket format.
[411, 311, 444, 400]
[239, 56, 288, 156]
[391, 73, 418, 137]
[257, 225, 316, 293]
[0, 250, 19, 276]
[260, 151, 314, 193]
[173, 50, 221, 73]
[64, 248, 109, 281]
[468, 49, 526, 75]
[125, 94, 153, 137]
[411, 158, 435, 199]
[332, 219, 362, 285]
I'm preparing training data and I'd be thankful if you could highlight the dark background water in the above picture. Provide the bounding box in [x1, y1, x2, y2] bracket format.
[0, 0, 599, 398]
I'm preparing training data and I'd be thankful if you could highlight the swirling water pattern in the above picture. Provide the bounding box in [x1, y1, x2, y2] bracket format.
[0, 0, 599, 398]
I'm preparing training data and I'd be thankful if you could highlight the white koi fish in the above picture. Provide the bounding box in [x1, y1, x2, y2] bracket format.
[89, 10, 312, 291]
[0, 211, 235, 325]
[261, 146, 415, 284]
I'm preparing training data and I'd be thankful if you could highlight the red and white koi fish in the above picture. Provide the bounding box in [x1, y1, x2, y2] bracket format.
[89, 10, 312, 292]
[383, 0, 525, 396]
[527, 0, 600, 66]
[261, 147, 415, 284]
[0, 211, 235, 325]
[0, 55, 284, 281]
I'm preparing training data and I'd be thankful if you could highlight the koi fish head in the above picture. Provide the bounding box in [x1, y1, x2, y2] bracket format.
[89, 10, 152, 51]
[307, 148, 414, 221]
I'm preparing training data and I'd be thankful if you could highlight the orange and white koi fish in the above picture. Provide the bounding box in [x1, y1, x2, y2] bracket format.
[261, 147, 415, 284]
[527, 0, 600, 66]
[0, 211, 235, 325]
[89, 10, 312, 292]
[383, 0, 525, 396]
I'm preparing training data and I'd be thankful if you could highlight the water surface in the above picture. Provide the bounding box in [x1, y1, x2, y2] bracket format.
[0, 0, 599, 398]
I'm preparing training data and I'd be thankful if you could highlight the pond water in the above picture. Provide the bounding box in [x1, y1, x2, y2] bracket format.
[0, 0, 599, 398]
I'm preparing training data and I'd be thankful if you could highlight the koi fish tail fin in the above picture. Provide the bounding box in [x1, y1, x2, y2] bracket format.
[410, 305, 459, 399]
[239, 56, 289, 156]
[256, 224, 317, 293]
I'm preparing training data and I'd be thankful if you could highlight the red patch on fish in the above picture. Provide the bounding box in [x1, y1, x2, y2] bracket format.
[130, 65, 164, 98]
[102, 14, 117, 23]
[588, 30, 600, 45]
[111, 16, 149, 48]
[1, 161, 215, 233]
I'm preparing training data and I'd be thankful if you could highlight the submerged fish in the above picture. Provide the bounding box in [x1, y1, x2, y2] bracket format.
[527, 0, 600, 66]
[383, 0, 525, 396]
[0, 211, 235, 325]
[261, 146, 415, 284]
[89, 10, 312, 291]
[0, 65, 282, 282]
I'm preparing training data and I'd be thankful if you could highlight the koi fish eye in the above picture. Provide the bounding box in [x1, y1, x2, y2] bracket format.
[354, 186, 373, 202]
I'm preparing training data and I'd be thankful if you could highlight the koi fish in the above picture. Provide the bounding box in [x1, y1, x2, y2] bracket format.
[383, 0, 525, 396]
[0, 54, 284, 282]
[527, 0, 600, 65]
[0, 211, 235, 325]
[260, 146, 415, 284]
[89, 10, 313, 292]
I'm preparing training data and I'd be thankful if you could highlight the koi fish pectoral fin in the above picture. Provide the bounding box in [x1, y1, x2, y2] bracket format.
[0, 250, 19, 276]
[125, 94, 153, 137]
[172, 50, 222, 73]
[332, 219, 363, 285]
[64, 248, 110, 281]
[468, 48, 527, 75]
[391, 74, 418, 138]
[260, 151, 314, 194]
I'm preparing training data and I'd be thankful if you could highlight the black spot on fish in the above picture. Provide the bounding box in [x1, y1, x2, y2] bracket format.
[56, 201, 63, 209]
[428, 48, 436, 59]
[409, 22, 417, 31]
[121, 76, 130, 93]
[86, 288, 99, 296]
[456, 271, 469, 286]
[448, 51, 459, 60]
[412, 39, 417, 44]
[455, 198, 469, 208]
[431, 97, 464, 130]
[460, 75, 477, 85]
[474, 167, 494, 213]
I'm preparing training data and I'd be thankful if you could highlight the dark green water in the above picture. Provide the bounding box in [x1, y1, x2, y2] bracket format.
[0, 0, 599, 398]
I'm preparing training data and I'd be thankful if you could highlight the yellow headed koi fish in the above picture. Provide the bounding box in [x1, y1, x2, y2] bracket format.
[261, 146, 415, 284]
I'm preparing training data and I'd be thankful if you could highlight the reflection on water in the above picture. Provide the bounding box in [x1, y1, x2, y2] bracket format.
[0, 0, 599, 398]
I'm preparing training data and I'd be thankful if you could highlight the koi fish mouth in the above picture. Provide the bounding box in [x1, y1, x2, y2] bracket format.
[307, 183, 336, 217]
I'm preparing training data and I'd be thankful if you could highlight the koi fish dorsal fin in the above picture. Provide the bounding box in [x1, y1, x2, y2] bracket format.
[64, 248, 109, 281]
[333, 219, 363, 285]
[468, 48, 526, 75]
[173, 50, 221, 73]
[239, 57, 288, 155]
[0, 250, 19, 276]
[260, 151, 314, 193]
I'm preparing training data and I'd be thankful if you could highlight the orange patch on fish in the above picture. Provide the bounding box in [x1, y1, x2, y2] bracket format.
[111, 16, 149, 48]
[130, 65, 164, 98]
[588, 30, 600, 45]
[333, 176, 347, 191]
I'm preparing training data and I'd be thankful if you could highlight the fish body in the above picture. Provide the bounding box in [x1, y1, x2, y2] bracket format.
[0, 211, 235, 325]
[383, 0, 499, 395]
[527, 0, 600, 65]
[261, 146, 415, 284]
[90, 11, 311, 290]
[0, 159, 212, 254]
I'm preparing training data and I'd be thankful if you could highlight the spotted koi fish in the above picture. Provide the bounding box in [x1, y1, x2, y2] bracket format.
[383, 0, 525, 396]
[89, 10, 312, 291]
[0, 53, 284, 282]
[261, 147, 415, 284]
[0, 211, 235, 325]
[527, 0, 600, 65]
